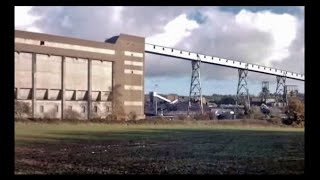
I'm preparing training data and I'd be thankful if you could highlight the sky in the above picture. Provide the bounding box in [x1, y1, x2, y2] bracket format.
[14, 6, 305, 96]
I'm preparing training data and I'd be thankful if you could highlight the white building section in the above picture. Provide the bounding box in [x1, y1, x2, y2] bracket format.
[124, 60, 143, 66]
[124, 51, 144, 58]
[124, 85, 143, 90]
[15, 37, 115, 55]
[145, 43, 304, 81]
[124, 69, 143, 75]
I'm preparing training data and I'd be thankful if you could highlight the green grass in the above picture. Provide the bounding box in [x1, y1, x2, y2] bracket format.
[15, 122, 304, 174]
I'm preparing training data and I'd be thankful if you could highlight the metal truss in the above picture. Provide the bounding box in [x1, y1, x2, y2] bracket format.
[275, 76, 287, 106]
[236, 68, 250, 109]
[188, 55, 203, 115]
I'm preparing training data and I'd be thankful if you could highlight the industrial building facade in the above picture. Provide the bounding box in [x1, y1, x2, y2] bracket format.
[14, 30, 145, 120]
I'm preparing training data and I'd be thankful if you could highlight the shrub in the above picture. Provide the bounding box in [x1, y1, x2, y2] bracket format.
[128, 111, 137, 121]
[15, 100, 31, 118]
[207, 112, 216, 120]
[249, 106, 265, 119]
[63, 109, 82, 120]
[177, 114, 188, 120]
[44, 109, 58, 119]
[193, 113, 210, 120]
[286, 97, 305, 125]
[267, 117, 283, 125]
[105, 114, 118, 121]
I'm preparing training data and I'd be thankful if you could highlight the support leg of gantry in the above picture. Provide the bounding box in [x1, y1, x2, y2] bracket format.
[188, 55, 203, 115]
[236, 68, 250, 111]
[275, 76, 287, 107]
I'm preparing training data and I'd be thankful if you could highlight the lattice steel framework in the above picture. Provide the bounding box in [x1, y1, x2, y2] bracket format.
[188, 55, 203, 115]
[236, 68, 250, 109]
[275, 76, 287, 106]
[261, 81, 270, 101]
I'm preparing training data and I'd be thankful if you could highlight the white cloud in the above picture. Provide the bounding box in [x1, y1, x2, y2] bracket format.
[15, 6, 42, 32]
[14, 6, 304, 83]
[146, 14, 199, 47]
[235, 10, 298, 66]
[112, 6, 124, 22]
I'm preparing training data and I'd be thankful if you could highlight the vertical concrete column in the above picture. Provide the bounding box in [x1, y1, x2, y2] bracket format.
[47, 89, 50, 100]
[61, 56, 65, 120]
[88, 59, 92, 119]
[16, 88, 19, 99]
[32, 53, 37, 119]
[74, 90, 77, 100]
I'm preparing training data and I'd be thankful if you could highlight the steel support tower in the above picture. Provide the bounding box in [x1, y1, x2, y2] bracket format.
[261, 81, 270, 101]
[236, 68, 250, 109]
[188, 55, 203, 115]
[275, 76, 287, 106]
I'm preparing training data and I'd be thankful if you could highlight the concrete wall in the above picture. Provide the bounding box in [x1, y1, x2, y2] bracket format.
[15, 52, 32, 88]
[36, 54, 62, 90]
[65, 57, 88, 91]
[113, 34, 145, 119]
[92, 60, 112, 91]
[36, 100, 61, 119]
[15, 30, 145, 120]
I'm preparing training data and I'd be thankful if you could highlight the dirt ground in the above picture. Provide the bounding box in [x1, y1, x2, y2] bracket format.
[15, 122, 304, 175]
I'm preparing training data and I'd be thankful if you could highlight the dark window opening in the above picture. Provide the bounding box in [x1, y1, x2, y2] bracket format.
[106, 107, 110, 112]
[94, 106, 98, 112]
[180, 51, 182, 54]
[162, 48, 165, 51]
[40, 105, 44, 113]
[82, 106, 86, 113]
[153, 45, 155, 49]
[40, 41, 45, 45]
[56, 105, 59, 112]
[172, 49, 174, 52]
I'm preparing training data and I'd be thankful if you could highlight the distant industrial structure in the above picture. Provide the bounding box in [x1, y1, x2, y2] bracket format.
[15, 30, 304, 120]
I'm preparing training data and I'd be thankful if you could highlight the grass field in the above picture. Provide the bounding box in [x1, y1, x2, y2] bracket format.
[15, 122, 304, 175]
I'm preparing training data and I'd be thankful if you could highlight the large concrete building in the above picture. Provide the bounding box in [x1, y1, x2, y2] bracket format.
[14, 30, 145, 119]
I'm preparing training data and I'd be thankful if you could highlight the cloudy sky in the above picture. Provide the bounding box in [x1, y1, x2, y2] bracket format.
[15, 6, 305, 96]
